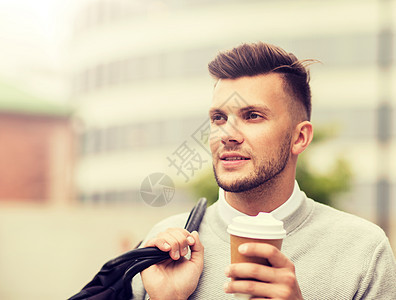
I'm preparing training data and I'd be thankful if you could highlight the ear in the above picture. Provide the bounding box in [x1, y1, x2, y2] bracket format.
[291, 121, 313, 155]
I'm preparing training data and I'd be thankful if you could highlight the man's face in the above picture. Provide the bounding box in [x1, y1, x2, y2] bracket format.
[209, 73, 294, 193]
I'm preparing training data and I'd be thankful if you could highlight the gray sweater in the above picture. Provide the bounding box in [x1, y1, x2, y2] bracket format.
[132, 196, 396, 299]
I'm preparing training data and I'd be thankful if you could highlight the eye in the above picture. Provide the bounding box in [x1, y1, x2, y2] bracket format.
[246, 112, 262, 120]
[211, 114, 227, 124]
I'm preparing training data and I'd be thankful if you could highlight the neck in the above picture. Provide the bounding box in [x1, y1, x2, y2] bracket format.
[224, 174, 295, 216]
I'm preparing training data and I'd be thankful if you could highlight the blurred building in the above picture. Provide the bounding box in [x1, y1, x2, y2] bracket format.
[0, 81, 74, 204]
[69, 0, 395, 236]
[1, 1, 391, 299]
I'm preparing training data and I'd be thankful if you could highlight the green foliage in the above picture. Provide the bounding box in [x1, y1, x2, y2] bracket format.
[188, 127, 353, 207]
[296, 156, 352, 206]
[189, 167, 219, 206]
[296, 124, 352, 206]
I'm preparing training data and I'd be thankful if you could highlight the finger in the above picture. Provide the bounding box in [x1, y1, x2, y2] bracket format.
[165, 228, 190, 257]
[225, 263, 276, 283]
[224, 279, 276, 298]
[189, 231, 204, 268]
[175, 228, 196, 247]
[146, 228, 194, 260]
[143, 238, 171, 251]
[186, 234, 195, 246]
[156, 232, 180, 259]
[143, 238, 155, 247]
[239, 243, 293, 269]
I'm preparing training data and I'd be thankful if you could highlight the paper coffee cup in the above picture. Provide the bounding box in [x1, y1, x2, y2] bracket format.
[227, 213, 286, 299]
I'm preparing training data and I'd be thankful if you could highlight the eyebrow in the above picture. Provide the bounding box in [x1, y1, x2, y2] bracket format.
[209, 104, 272, 117]
[239, 105, 272, 116]
[208, 107, 224, 116]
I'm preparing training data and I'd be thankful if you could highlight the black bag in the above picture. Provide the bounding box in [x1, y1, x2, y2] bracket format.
[68, 198, 207, 300]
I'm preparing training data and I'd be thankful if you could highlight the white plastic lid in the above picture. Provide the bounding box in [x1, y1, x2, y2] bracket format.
[227, 212, 286, 239]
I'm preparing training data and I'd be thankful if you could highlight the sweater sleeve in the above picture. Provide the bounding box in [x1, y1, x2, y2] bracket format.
[354, 237, 396, 299]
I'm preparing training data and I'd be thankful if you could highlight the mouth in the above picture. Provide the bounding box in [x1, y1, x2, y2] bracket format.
[221, 157, 250, 161]
[218, 153, 250, 170]
[220, 153, 251, 161]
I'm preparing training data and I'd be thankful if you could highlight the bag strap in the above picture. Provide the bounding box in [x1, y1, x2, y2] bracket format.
[122, 197, 208, 298]
[184, 197, 207, 232]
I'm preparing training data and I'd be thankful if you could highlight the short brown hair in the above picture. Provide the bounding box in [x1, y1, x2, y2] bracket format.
[208, 42, 313, 121]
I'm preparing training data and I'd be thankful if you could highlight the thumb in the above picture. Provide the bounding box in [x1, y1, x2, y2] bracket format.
[189, 231, 204, 267]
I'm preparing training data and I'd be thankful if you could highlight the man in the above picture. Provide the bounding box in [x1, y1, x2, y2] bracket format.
[132, 42, 396, 299]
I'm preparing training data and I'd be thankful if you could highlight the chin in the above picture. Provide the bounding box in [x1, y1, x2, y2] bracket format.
[217, 181, 254, 193]
[215, 174, 253, 193]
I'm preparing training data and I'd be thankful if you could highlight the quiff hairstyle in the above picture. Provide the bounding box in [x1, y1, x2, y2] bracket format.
[208, 42, 313, 121]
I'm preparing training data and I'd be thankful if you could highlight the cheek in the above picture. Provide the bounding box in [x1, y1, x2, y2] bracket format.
[209, 140, 217, 154]
[245, 130, 267, 147]
[209, 127, 221, 151]
[247, 132, 277, 156]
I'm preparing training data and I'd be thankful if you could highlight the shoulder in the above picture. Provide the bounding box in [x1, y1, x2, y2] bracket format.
[308, 199, 386, 244]
[312, 200, 384, 232]
[144, 212, 191, 239]
[290, 198, 392, 271]
[141, 202, 218, 245]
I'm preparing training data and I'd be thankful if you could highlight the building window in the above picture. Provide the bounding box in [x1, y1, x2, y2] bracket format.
[78, 189, 140, 204]
[79, 116, 208, 155]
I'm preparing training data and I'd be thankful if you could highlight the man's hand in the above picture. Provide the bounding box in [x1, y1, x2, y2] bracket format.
[140, 228, 204, 300]
[224, 243, 303, 299]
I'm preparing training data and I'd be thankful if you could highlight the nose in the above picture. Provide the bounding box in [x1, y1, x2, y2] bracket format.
[220, 119, 244, 146]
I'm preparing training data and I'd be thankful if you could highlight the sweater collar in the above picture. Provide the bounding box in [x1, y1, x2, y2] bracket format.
[217, 180, 304, 225]
[209, 183, 313, 242]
